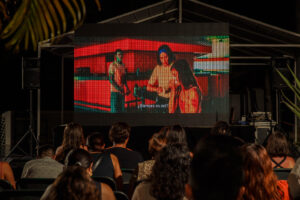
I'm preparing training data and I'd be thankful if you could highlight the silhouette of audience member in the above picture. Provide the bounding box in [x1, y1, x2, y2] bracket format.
[21, 144, 63, 178]
[185, 135, 244, 200]
[88, 132, 123, 190]
[165, 125, 188, 146]
[210, 120, 231, 135]
[55, 122, 88, 164]
[87, 132, 106, 152]
[132, 144, 191, 200]
[137, 131, 167, 182]
[130, 124, 188, 196]
[288, 158, 300, 199]
[41, 166, 102, 200]
[241, 144, 287, 200]
[106, 122, 143, 169]
[0, 161, 16, 189]
[41, 148, 115, 200]
[266, 131, 295, 168]
[128, 127, 168, 199]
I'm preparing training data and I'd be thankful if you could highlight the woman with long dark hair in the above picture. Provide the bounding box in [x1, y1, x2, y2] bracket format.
[42, 148, 116, 200]
[55, 122, 87, 163]
[169, 59, 202, 113]
[147, 44, 176, 111]
[132, 144, 191, 200]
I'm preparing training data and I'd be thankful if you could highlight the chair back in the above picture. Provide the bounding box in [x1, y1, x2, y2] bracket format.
[0, 179, 14, 191]
[114, 190, 129, 200]
[0, 190, 44, 200]
[121, 168, 135, 185]
[273, 168, 292, 180]
[121, 168, 135, 194]
[16, 178, 55, 190]
[92, 176, 116, 191]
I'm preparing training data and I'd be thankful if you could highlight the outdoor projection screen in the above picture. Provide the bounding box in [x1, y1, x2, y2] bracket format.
[74, 23, 229, 127]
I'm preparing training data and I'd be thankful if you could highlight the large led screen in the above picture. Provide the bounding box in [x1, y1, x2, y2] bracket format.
[74, 24, 229, 127]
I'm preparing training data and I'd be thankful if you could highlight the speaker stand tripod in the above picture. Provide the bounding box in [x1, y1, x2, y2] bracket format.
[5, 89, 38, 159]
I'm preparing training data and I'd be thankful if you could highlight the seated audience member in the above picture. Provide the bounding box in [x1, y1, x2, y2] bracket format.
[87, 132, 106, 152]
[21, 144, 63, 178]
[106, 122, 143, 169]
[266, 131, 295, 168]
[133, 124, 188, 182]
[128, 127, 168, 199]
[41, 166, 102, 200]
[132, 143, 191, 200]
[241, 144, 288, 200]
[55, 122, 88, 164]
[41, 148, 115, 200]
[0, 161, 16, 189]
[288, 158, 300, 199]
[165, 125, 188, 145]
[165, 125, 196, 158]
[210, 120, 230, 135]
[88, 132, 123, 190]
[186, 135, 244, 200]
[137, 131, 167, 182]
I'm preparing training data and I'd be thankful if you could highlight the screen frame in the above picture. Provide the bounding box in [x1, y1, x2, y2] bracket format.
[74, 23, 229, 127]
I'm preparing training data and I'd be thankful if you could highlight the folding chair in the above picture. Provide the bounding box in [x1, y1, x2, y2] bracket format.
[92, 176, 117, 191]
[16, 178, 55, 190]
[114, 190, 129, 200]
[273, 168, 292, 180]
[121, 168, 135, 194]
[0, 190, 44, 200]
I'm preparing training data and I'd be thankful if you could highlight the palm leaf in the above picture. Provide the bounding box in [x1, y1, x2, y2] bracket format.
[282, 100, 300, 119]
[0, 0, 101, 52]
[276, 64, 300, 120]
[281, 90, 300, 113]
[287, 63, 300, 90]
[275, 67, 300, 101]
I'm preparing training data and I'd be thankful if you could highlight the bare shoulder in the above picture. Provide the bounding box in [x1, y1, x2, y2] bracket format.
[55, 146, 63, 154]
[101, 183, 116, 200]
[2, 162, 10, 169]
[110, 154, 118, 162]
[287, 156, 296, 165]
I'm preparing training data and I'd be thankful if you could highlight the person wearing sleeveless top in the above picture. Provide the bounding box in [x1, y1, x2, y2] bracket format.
[266, 131, 295, 169]
[0, 161, 16, 189]
[108, 49, 131, 113]
[168, 59, 202, 113]
[106, 122, 143, 170]
[55, 122, 88, 164]
[41, 149, 115, 200]
[41, 166, 102, 200]
[88, 132, 123, 190]
[240, 144, 288, 200]
[147, 44, 176, 113]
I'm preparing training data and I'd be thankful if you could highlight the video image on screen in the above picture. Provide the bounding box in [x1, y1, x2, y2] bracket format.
[74, 24, 229, 118]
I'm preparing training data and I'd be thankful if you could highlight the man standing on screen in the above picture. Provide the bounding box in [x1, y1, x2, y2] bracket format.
[109, 49, 130, 113]
[147, 44, 175, 112]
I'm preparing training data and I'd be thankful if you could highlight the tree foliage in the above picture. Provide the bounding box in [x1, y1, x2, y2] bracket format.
[0, 0, 101, 52]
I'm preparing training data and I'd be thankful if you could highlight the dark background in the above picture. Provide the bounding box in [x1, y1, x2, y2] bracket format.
[0, 0, 297, 113]
[0, 0, 298, 153]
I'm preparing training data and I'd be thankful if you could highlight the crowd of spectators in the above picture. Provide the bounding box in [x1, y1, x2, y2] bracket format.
[1, 120, 300, 200]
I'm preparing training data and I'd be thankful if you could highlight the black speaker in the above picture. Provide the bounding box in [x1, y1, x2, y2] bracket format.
[22, 57, 40, 89]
